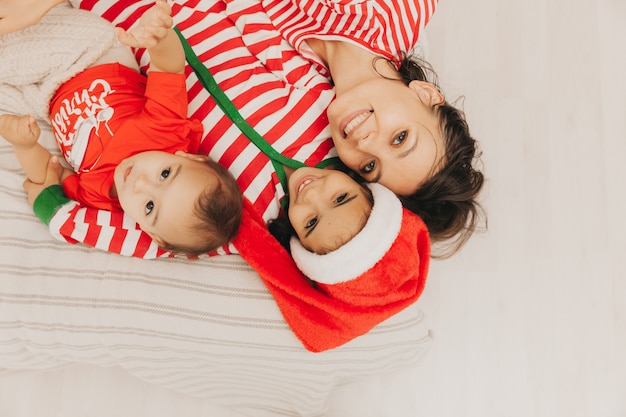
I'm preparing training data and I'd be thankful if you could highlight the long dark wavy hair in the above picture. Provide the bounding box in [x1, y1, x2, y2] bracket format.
[387, 54, 486, 257]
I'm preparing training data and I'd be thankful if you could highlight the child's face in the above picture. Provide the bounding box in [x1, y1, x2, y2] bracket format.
[327, 79, 446, 196]
[287, 167, 372, 254]
[113, 150, 218, 248]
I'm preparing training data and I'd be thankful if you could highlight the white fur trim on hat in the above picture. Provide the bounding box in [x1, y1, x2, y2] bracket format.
[290, 183, 402, 284]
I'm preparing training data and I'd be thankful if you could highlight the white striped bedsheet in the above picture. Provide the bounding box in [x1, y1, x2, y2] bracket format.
[0, 121, 432, 416]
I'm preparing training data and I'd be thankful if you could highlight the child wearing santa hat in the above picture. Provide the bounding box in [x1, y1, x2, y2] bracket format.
[234, 182, 431, 352]
[264, 165, 431, 317]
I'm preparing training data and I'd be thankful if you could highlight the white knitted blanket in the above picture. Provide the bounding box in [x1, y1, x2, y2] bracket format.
[0, 3, 118, 119]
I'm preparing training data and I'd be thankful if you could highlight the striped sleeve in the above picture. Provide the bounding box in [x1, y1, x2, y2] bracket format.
[264, 0, 438, 65]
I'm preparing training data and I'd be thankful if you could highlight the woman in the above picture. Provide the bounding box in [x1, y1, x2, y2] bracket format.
[12, 0, 482, 259]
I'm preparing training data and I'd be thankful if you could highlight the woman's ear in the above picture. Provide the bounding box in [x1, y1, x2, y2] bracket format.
[174, 150, 210, 162]
[409, 80, 444, 106]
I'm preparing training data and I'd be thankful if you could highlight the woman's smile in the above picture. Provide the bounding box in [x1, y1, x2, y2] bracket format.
[340, 110, 372, 138]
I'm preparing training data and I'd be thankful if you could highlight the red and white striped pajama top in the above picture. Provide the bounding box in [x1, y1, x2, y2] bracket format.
[49, 0, 437, 258]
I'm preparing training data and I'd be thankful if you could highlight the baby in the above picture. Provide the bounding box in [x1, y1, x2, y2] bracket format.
[0, 1, 242, 254]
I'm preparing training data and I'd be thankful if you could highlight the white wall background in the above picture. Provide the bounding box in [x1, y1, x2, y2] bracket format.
[414, 0, 626, 416]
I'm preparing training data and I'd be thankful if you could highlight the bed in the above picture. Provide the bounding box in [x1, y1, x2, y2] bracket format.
[0, 119, 434, 416]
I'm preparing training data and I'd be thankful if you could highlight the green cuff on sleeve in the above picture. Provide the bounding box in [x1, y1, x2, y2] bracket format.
[32, 184, 71, 225]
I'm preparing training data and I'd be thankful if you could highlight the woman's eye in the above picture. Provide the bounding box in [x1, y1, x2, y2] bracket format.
[392, 131, 407, 145]
[335, 193, 348, 204]
[361, 160, 375, 174]
[145, 200, 154, 215]
[305, 217, 318, 229]
[160, 168, 170, 180]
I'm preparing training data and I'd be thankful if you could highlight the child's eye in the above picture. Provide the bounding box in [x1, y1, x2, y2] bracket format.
[392, 131, 407, 145]
[305, 217, 318, 229]
[145, 200, 154, 215]
[361, 160, 375, 174]
[335, 193, 348, 204]
[160, 168, 170, 180]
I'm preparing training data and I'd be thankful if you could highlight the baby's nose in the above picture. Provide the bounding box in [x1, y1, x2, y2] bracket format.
[133, 174, 150, 192]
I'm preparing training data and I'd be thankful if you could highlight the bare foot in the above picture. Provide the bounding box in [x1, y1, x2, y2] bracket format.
[0, 114, 41, 148]
[0, 0, 67, 34]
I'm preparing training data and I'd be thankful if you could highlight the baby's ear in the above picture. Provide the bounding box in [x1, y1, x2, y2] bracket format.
[174, 150, 209, 162]
[408, 80, 444, 106]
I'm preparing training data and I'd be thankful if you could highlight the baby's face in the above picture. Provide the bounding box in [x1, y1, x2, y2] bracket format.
[287, 167, 372, 254]
[113, 150, 218, 248]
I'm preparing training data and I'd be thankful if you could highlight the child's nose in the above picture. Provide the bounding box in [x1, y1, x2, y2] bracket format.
[300, 180, 323, 203]
[133, 174, 150, 192]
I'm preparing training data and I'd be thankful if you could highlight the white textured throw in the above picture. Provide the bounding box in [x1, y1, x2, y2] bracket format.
[0, 3, 118, 119]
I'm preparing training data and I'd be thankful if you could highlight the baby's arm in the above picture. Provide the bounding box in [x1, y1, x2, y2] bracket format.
[0, 114, 70, 184]
[22, 155, 65, 207]
[115, 1, 184, 74]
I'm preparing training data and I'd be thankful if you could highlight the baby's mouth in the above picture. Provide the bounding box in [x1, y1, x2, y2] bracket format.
[123, 166, 132, 182]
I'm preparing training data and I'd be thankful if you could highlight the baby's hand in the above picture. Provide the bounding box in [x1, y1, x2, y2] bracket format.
[0, 114, 41, 149]
[115, 1, 173, 50]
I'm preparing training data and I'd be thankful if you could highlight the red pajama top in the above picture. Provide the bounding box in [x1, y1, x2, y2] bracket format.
[49, 63, 203, 210]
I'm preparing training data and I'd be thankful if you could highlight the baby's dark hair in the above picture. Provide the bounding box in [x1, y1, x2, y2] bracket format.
[161, 158, 243, 255]
[392, 54, 485, 257]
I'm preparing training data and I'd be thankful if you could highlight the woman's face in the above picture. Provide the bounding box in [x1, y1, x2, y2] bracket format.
[287, 167, 372, 254]
[327, 79, 446, 196]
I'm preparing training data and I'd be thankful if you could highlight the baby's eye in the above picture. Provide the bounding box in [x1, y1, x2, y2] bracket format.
[335, 193, 348, 204]
[305, 217, 318, 229]
[160, 169, 170, 180]
[145, 200, 154, 215]
[361, 160, 375, 174]
[392, 131, 407, 145]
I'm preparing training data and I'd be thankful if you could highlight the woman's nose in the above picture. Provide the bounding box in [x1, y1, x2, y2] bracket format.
[355, 132, 377, 151]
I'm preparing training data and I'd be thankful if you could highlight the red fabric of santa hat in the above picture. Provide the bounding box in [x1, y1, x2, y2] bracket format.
[232, 190, 430, 352]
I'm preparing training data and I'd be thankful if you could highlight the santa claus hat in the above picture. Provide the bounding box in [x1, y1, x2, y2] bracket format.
[290, 183, 409, 285]
[232, 196, 430, 352]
